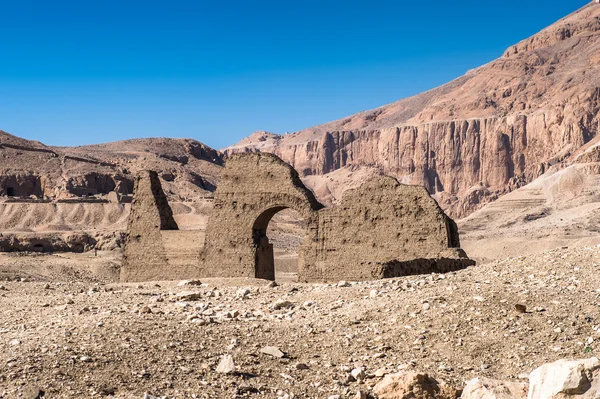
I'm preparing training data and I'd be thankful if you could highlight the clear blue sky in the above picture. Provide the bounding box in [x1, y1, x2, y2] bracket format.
[0, 0, 589, 150]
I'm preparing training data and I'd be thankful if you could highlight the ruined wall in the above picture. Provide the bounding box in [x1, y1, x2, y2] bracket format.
[120, 170, 179, 282]
[298, 176, 473, 282]
[122, 154, 473, 283]
[198, 153, 323, 279]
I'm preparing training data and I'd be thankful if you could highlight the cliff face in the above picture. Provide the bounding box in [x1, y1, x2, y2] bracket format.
[226, 2, 600, 218]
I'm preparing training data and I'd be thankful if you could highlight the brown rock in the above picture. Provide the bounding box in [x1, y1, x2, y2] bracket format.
[373, 372, 459, 399]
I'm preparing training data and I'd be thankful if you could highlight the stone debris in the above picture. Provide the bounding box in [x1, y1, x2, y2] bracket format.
[373, 372, 457, 399]
[174, 291, 203, 301]
[272, 299, 293, 310]
[2, 245, 600, 397]
[177, 279, 202, 287]
[215, 354, 236, 374]
[260, 346, 285, 358]
[462, 377, 528, 399]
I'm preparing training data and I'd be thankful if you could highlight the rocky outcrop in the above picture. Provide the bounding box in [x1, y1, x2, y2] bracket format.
[373, 372, 459, 399]
[225, 2, 600, 218]
[528, 358, 600, 399]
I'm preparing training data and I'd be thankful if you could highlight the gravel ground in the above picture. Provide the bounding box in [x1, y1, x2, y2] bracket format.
[1, 245, 600, 398]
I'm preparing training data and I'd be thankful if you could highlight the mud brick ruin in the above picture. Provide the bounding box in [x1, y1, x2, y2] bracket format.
[121, 153, 474, 282]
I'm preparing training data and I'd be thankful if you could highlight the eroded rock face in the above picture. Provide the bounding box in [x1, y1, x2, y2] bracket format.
[225, 3, 600, 218]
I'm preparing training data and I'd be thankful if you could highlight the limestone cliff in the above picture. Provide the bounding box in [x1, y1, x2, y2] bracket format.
[226, 2, 600, 218]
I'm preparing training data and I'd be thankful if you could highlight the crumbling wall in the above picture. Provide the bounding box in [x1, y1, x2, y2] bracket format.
[298, 176, 474, 282]
[198, 152, 323, 279]
[121, 154, 473, 283]
[120, 170, 178, 282]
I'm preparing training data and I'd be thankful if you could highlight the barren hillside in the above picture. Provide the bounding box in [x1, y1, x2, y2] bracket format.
[226, 2, 600, 218]
[0, 130, 223, 202]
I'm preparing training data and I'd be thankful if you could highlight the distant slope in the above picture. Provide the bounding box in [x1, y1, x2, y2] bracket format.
[0, 130, 224, 202]
[460, 144, 600, 262]
[226, 2, 600, 218]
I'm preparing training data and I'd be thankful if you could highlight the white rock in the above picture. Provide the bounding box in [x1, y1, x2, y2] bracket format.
[370, 289, 379, 298]
[337, 281, 350, 288]
[216, 354, 236, 374]
[462, 377, 528, 399]
[260, 346, 285, 358]
[351, 367, 366, 381]
[272, 299, 293, 310]
[528, 358, 600, 399]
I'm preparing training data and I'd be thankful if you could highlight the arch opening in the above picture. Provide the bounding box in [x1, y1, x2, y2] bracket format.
[253, 207, 307, 282]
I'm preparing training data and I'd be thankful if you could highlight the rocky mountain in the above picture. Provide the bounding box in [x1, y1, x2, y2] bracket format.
[225, 2, 600, 218]
[0, 130, 223, 202]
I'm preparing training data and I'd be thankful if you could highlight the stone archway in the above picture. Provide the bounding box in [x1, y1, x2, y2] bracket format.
[252, 205, 308, 280]
[198, 153, 323, 280]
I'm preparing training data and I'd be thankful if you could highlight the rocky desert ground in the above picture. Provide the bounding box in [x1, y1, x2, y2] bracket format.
[2, 243, 600, 398]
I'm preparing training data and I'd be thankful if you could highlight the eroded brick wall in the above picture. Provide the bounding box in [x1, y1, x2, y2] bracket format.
[198, 153, 323, 279]
[298, 176, 473, 282]
[121, 170, 178, 282]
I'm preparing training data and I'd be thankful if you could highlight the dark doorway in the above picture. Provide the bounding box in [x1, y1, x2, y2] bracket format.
[253, 207, 307, 282]
[6, 187, 14, 197]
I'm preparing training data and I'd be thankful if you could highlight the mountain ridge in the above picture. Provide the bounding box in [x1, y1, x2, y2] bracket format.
[225, 1, 600, 217]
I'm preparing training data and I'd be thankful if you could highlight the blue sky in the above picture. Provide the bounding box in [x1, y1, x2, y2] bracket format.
[0, 0, 589, 149]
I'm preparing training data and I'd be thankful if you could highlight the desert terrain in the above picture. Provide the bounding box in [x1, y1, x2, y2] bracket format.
[1, 244, 600, 398]
[1, 1, 600, 399]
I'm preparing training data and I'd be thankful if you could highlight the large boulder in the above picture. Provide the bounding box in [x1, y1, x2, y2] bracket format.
[528, 358, 600, 399]
[462, 377, 528, 399]
[373, 372, 459, 399]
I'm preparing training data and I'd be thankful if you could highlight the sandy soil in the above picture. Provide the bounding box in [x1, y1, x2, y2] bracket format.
[1, 244, 600, 398]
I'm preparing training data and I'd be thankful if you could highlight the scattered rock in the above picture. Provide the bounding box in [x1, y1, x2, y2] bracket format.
[177, 279, 202, 287]
[139, 306, 152, 314]
[272, 299, 293, 310]
[175, 291, 203, 301]
[260, 346, 285, 358]
[22, 385, 44, 399]
[373, 371, 458, 399]
[216, 354, 236, 374]
[461, 377, 528, 399]
[515, 304, 527, 313]
[351, 367, 366, 381]
[296, 363, 310, 370]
